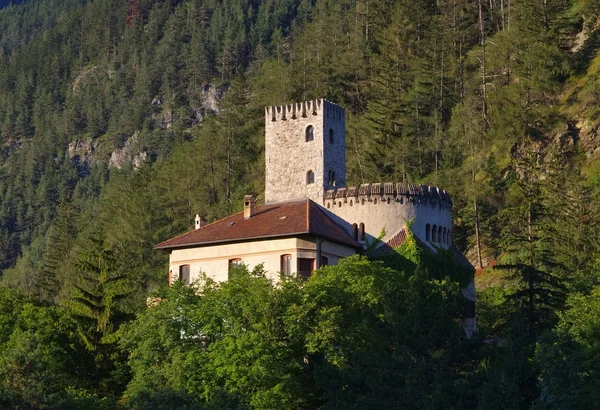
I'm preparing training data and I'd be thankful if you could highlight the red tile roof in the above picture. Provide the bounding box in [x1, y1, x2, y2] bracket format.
[155, 199, 362, 250]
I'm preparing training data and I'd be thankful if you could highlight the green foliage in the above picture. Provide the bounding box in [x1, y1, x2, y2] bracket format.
[120, 255, 475, 409]
[536, 287, 600, 409]
[0, 0, 599, 407]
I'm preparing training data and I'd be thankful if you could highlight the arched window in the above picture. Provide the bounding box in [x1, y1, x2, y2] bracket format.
[327, 202, 330, 209]
[179, 265, 190, 285]
[280, 254, 292, 276]
[228, 258, 242, 279]
[359, 223, 365, 240]
[338, 201, 342, 207]
[350, 200, 353, 206]
[306, 170, 315, 184]
[426, 224, 431, 241]
[352, 223, 358, 240]
[437, 226, 443, 242]
[305, 125, 314, 141]
[327, 170, 336, 186]
[443, 227, 447, 244]
[329, 128, 334, 144]
[432, 225, 438, 242]
[374, 198, 378, 205]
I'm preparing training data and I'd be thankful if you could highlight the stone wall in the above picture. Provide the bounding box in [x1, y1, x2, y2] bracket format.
[323, 183, 453, 250]
[265, 99, 346, 203]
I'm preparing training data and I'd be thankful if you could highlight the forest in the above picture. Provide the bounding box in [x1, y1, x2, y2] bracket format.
[0, 0, 600, 407]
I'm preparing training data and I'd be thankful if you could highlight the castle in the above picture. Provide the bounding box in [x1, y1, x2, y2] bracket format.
[155, 99, 474, 334]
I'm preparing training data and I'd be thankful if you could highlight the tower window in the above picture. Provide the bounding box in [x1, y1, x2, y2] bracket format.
[329, 128, 334, 144]
[306, 125, 314, 142]
[352, 223, 358, 240]
[306, 170, 315, 184]
[426, 224, 431, 241]
[432, 225, 438, 242]
[359, 223, 365, 240]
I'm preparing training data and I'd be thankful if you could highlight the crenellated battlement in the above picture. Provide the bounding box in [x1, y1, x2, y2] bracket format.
[323, 182, 452, 207]
[265, 98, 345, 122]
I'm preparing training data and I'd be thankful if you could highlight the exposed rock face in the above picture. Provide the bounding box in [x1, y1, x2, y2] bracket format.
[201, 83, 224, 113]
[68, 138, 98, 166]
[574, 120, 600, 156]
[108, 132, 147, 169]
[151, 83, 226, 128]
[192, 83, 226, 125]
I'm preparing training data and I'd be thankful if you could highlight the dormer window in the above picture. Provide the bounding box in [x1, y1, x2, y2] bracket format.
[306, 125, 314, 142]
[306, 170, 315, 184]
[329, 128, 334, 143]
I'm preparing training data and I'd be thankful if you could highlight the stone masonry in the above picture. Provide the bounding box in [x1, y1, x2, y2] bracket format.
[265, 99, 346, 203]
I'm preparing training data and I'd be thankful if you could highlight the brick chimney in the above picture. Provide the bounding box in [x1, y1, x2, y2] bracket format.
[195, 214, 207, 230]
[244, 195, 255, 219]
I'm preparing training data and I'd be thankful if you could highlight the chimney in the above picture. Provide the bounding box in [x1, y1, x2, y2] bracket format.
[244, 195, 255, 219]
[194, 214, 207, 230]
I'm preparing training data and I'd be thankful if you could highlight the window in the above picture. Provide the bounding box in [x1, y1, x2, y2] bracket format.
[437, 226, 443, 242]
[306, 170, 315, 184]
[426, 224, 431, 241]
[350, 200, 353, 206]
[443, 227, 447, 244]
[329, 128, 334, 144]
[327, 170, 336, 186]
[432, 225, 438, 242]
[305, 125, 314, 141]
[297, 258, 315, 280]
[281, 254, 292, 276]
[359, 223, 365, 240]
[179, 265, 190, 285]
[228, 258, 242, 269]
[352, 223, 358, 240]
[374, 197, 378, 205]
[321, 256, 329, 266]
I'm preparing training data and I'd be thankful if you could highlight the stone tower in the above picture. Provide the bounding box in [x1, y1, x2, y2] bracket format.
[264, 99, 346, 203]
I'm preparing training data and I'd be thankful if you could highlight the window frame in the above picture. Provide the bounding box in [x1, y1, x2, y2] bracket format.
[305, 125, 315, 142]
[280, 254, 292, 277]
[179, 265, 190, 285]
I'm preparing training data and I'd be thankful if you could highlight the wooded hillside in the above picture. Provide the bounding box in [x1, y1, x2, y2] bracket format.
[1, 0, 600, 408]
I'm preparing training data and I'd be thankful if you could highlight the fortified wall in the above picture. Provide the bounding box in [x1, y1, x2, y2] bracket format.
[323, 182, 453, 250]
